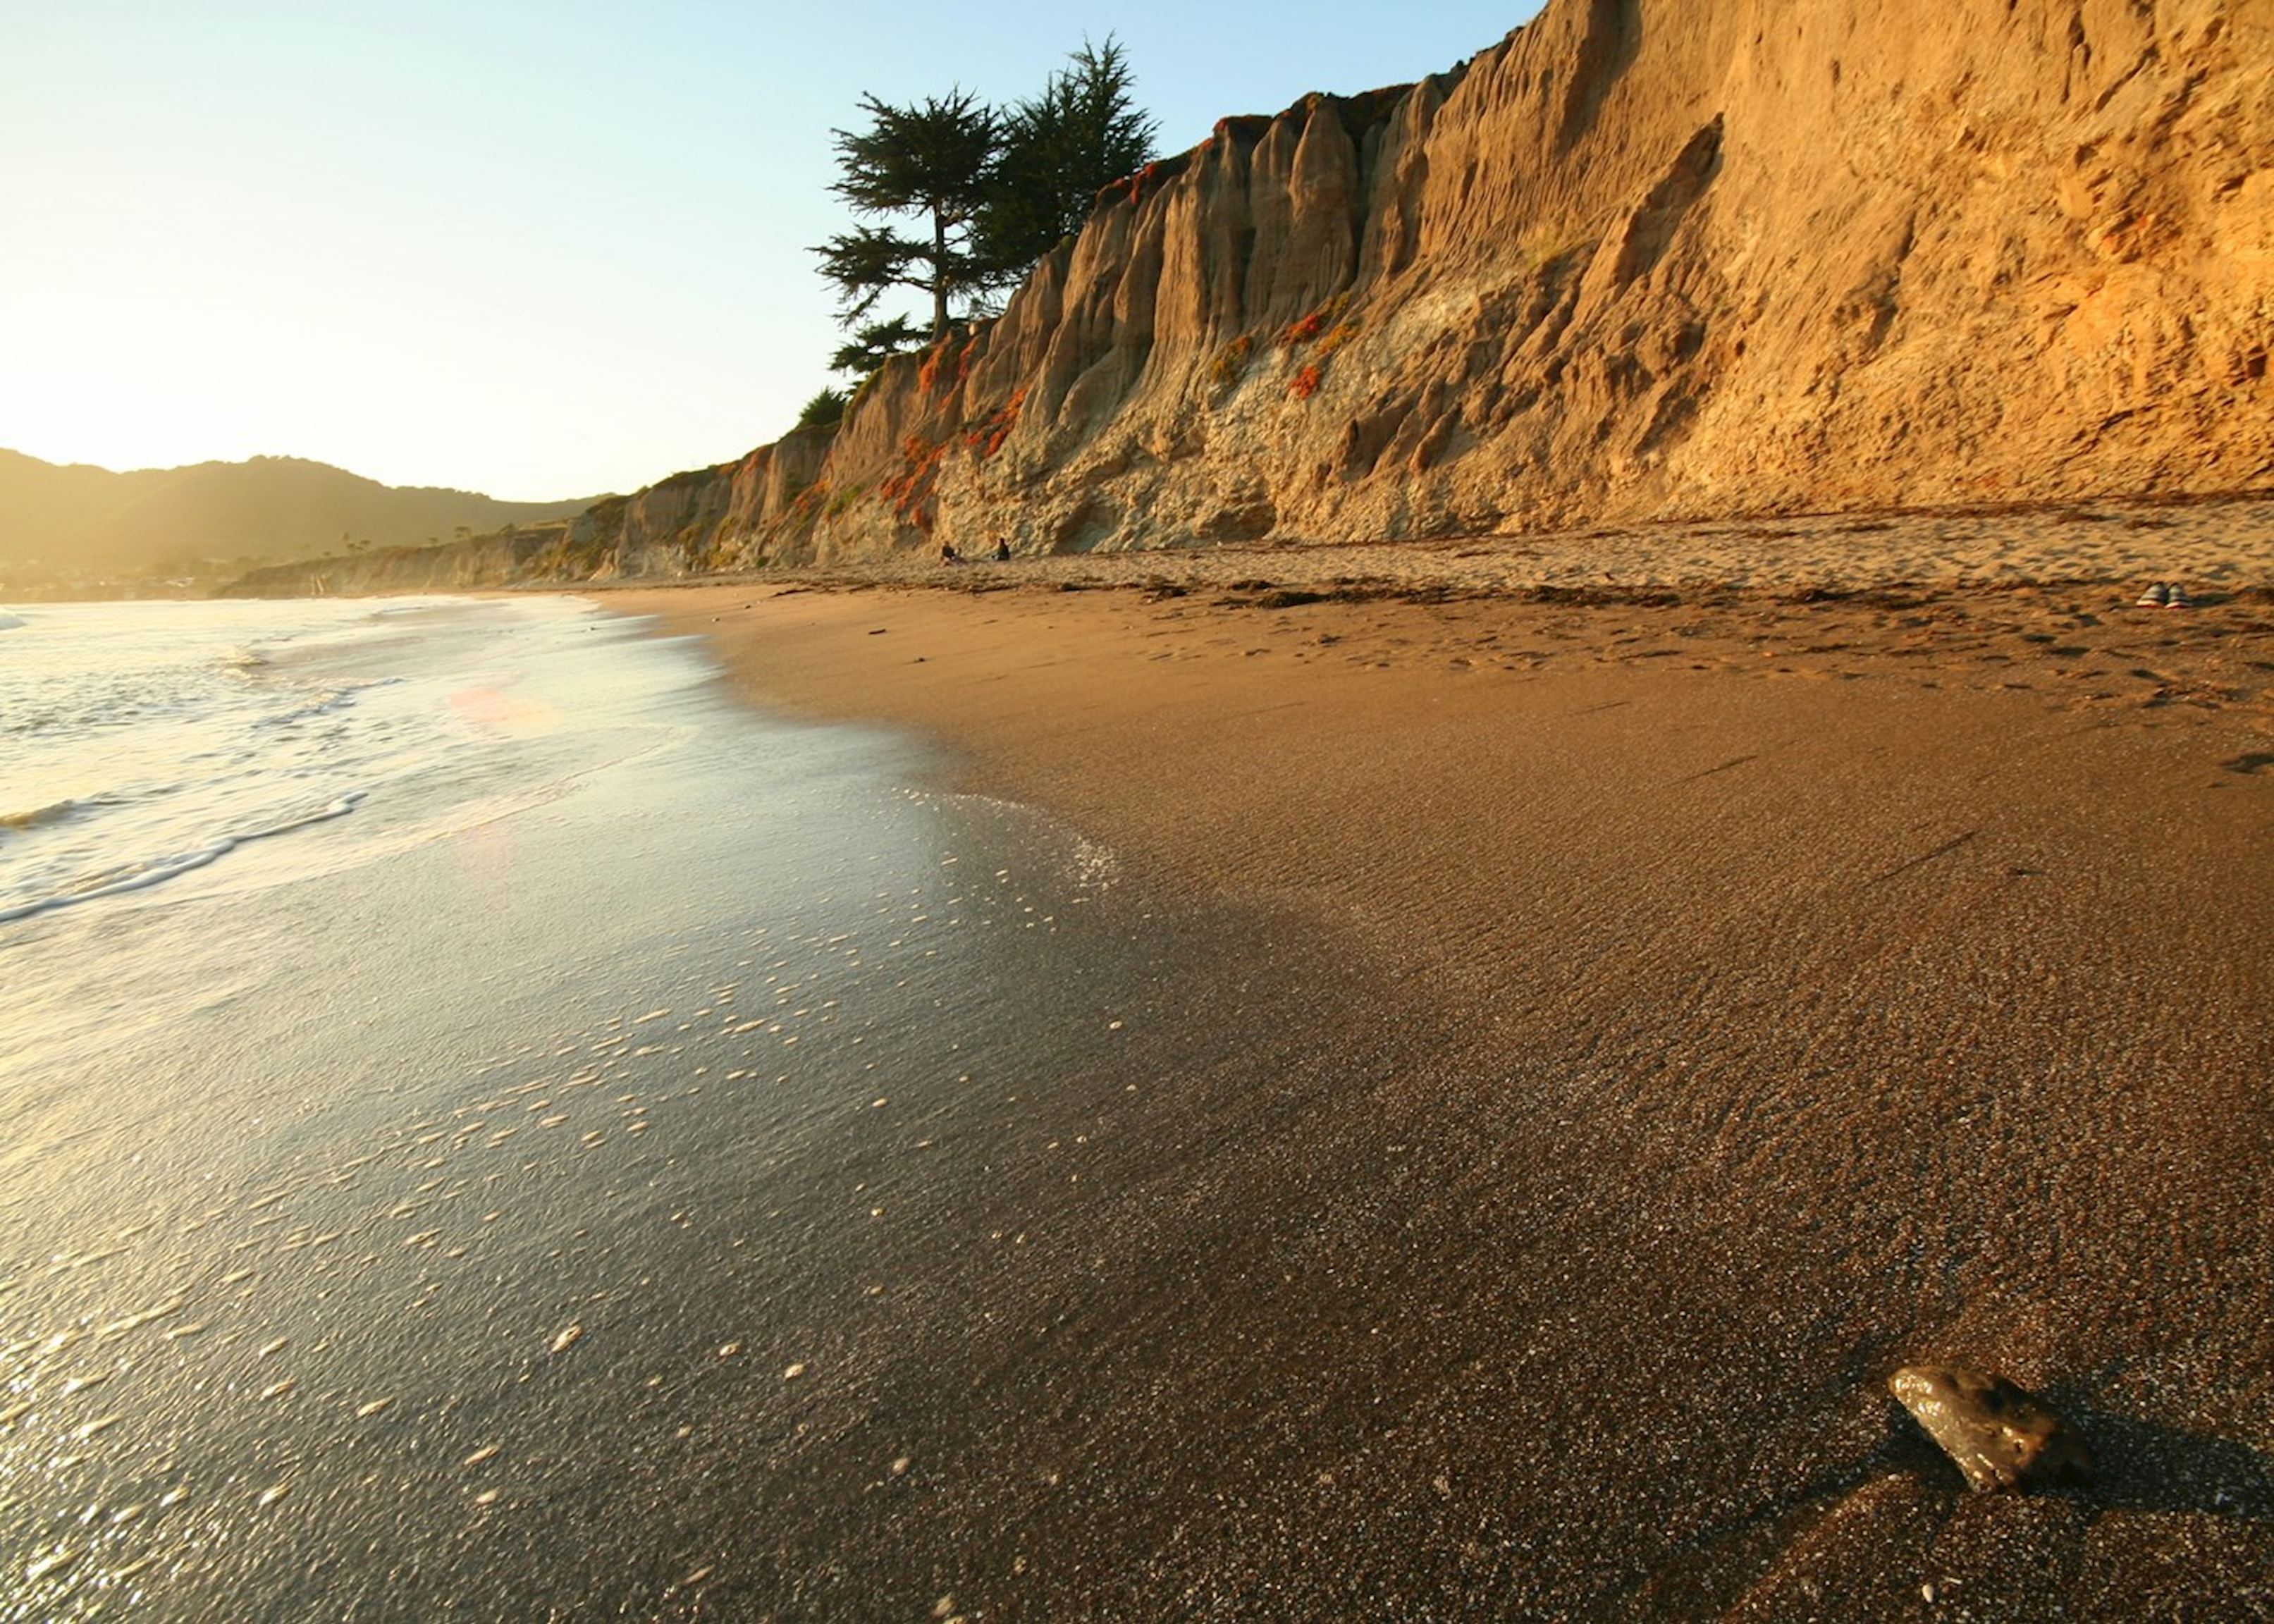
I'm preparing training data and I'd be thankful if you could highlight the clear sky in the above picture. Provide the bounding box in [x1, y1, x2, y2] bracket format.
[4, 1, 1544, 500]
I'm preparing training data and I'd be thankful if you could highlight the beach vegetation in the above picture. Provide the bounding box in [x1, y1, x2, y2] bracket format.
[1513, 224, 1590, 276]
[846, 362, 890, 415]
[962, 386, 1028, 460]
[1098, 159, 1174, 210]
[796, 388, 849, 431]
[972, 38, 1158, 281]
[816, 41, 1156, 371]
[1277, 297, 1356, 399]
[1209, 335, 1255, 390]
[915, 330, 982, 398]
[1280, 292, 1351, 348]
[880, 435, 949, 527]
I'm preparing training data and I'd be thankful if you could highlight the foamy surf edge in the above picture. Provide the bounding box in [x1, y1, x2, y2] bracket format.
[0, 792, 367, 926]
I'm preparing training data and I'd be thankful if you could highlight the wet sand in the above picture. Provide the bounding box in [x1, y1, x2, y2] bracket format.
[16, 608, 1392, 1620]
[610, 514, 2274, 1616]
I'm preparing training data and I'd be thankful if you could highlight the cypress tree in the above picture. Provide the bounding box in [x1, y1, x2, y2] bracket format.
[814, 89, 997, 343]
[974, 38, 1158, 283]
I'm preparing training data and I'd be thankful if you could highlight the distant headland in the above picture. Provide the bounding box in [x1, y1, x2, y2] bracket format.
[0, 448, 598, 598]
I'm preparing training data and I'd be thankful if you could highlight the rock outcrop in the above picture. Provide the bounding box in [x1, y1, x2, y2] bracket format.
[1889, 1366, 2093, 1492]
[229, 0, 2273, 595]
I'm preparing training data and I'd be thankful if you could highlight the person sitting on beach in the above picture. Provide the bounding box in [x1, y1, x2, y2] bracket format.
[939, 542, 961, 565]
[992, 537, 1012, 562]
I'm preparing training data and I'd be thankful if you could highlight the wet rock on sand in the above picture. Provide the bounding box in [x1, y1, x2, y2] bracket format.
[1889, 1365, 2091, 1492]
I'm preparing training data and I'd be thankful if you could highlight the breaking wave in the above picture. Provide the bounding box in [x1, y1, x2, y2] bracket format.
[0, 793, 366, 925]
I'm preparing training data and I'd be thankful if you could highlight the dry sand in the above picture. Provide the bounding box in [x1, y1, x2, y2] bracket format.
[609, 505, 2273, 1617]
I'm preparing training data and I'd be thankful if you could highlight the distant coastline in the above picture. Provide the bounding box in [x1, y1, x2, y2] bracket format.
[0, 447, 600, 600]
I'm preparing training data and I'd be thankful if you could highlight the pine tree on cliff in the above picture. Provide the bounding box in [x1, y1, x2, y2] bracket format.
[828, 314, 927, 378]
[815, 45, 1155, 379]
[816, 89, 997, 344]
[973, 37, 1157, 283]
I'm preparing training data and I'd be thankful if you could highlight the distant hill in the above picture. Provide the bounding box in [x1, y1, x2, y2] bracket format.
[0, 449, 601, 580]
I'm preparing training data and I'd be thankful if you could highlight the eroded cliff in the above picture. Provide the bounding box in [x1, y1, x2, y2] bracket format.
[231, 0, 2273, 595]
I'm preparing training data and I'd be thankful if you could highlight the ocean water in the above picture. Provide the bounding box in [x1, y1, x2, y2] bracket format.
[0, 597, 723, 926]
[0, 595, 1443, 1618]
[1, 596, 1124, 1615]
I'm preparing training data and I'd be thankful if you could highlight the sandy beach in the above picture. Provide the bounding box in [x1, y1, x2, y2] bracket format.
[610, 504, 2274, 1616]
[14, 0, 2270, 1607]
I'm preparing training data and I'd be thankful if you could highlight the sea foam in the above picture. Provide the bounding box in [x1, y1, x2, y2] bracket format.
[0, 596, 677, 927]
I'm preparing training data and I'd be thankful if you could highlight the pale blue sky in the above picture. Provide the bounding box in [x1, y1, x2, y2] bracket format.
[4, 1, 1543, 499]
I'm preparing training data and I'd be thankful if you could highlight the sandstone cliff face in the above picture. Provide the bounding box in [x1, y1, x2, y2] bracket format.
[541, 425, 836, 579]
[232, 0, 2273, 594]
[816, 0, 2271, 563]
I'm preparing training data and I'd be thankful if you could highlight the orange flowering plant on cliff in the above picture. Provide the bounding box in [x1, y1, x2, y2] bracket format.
[1279, 291, 1351, 348]
[1208, 335, 1254, 390]
[1110, 160, 1169, 207]
[962, 386, 1028, 460]
[914, 338, 953, 397]
[1277, 293, 1353, 399]
[880, 434, 949, 522]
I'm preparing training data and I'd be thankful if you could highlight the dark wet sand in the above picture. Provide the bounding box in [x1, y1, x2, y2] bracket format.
[8, 637, 1455, 1621]
[615, 571, 2274, 1619]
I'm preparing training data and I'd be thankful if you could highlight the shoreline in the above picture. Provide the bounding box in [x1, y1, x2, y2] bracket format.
[613, 566, 2274, 924]
[203, 486, 2274, 605]
[608, 561, 2274, 1609]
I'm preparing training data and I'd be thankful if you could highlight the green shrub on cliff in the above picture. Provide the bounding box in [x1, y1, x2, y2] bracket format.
[797, 388, 849, 431]
[829, 316, 926, 380]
